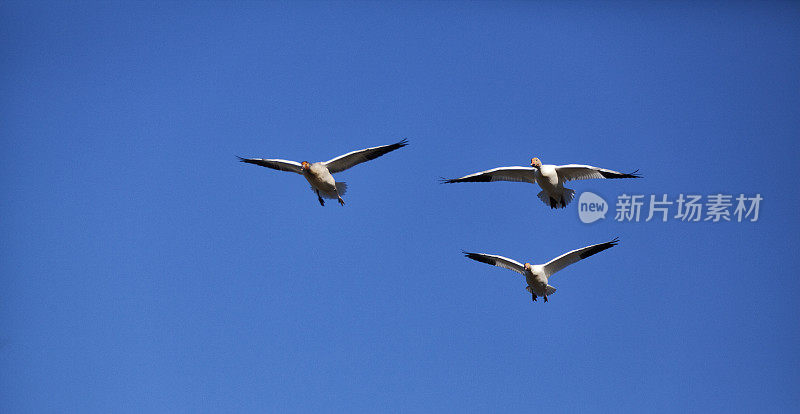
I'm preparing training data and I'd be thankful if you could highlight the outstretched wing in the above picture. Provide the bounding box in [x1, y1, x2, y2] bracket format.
[555, 164, 641, 181]
[442, 166, 536, 184]
[463, 251, 526, 276]
[542, 238, 619, 277]
[324, 139, 408, 174]
[237, 157, 304, 174]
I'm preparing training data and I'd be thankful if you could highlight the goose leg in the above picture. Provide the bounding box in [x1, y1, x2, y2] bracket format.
[338, 196, 345, 206]
[316, 190, 325, 206]
[543, 296, 548, 303]
[531, 293, 537, 302]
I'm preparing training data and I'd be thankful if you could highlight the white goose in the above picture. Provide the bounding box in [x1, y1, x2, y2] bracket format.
[443, 157, 640, 209]
[239, 139, 408, 206]
[463, 238, 619, 302]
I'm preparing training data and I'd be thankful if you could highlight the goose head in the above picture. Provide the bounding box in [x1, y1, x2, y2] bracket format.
[530, 157, 542, 168]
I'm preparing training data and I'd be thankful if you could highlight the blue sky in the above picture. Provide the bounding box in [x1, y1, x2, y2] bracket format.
[2, 1, 799, 412]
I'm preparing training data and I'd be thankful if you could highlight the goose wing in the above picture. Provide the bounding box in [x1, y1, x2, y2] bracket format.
[542, 238, 619, 277]
[463, 251, 526, 276]
[556, 164, 641, 181]
[324, 139, 408, 174]
[442, 166, 536, 184]
[238, 157, 304, 174]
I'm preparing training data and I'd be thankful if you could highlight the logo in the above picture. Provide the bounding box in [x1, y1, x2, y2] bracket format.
[576, 192, 762, 223]
[578, 192, 608, 223]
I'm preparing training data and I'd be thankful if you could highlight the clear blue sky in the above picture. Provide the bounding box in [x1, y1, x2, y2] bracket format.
[2, 1, 799, 412]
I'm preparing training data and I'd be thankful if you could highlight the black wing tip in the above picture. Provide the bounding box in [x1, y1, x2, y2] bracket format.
[387, 138, 409, 150]
[440, 175, 491, 183]
[578, 238, 620, 259]
[366, 139, 408, 159]
[463, 251, 496, 266]
[462, 250, 481, 260]
[236, 156, 250, 163]
[600, 169, 642, 179]
[627, 169, 642, 178]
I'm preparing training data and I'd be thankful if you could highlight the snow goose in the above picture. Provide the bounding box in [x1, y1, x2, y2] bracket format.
[443, 157, 640, 209]
[239, 139, 408, 206]
[463, 238, 619, 302]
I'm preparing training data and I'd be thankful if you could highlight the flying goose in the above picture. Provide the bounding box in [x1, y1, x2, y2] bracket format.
[239, 139, 408, 206]
[463, 238, 619, 302]
[443, 157, 640, 209]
